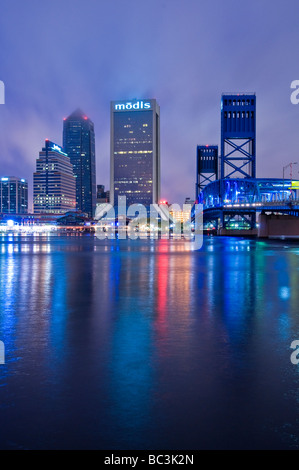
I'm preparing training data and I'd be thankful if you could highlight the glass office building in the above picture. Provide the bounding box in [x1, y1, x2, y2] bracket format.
[110, 99, 160, 207]
[33, 140, 76, 214]
[0, 176, 28, 214]
[63, 109, 96, 217]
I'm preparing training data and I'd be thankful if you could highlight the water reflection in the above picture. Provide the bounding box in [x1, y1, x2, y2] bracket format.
[0, 235, 299, 449]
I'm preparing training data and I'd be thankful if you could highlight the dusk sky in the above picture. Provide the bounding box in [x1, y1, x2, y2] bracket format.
[0, 0, 299, 208]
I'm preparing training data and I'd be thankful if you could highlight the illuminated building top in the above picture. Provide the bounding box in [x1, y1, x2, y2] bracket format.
[110, 98, 160, 207]
[113, 99, 153, 112]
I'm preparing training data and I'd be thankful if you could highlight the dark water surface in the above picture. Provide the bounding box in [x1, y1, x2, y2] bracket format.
[1, 234, 299, 449]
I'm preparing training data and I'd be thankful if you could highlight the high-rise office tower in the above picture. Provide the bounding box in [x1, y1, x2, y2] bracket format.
[63, 109, 96, 217]
[0, 176, 28, 214]
[110, 99, 160, 207]
[33, 140, 76, 214]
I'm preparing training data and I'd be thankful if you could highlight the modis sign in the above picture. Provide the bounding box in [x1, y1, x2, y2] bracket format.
[114, 100, 151, 111]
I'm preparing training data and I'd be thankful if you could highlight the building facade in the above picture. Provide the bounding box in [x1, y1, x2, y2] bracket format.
[0, 177, 28, 214]
[110, 99, 160, 207]
[63, 109, 96, 217]
[96, 184, 110, 204]
[33, 140, 76, 214]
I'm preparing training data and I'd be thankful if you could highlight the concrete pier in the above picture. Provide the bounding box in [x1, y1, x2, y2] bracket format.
[218, 228, 258, 237]
[258, 213, 299, 239]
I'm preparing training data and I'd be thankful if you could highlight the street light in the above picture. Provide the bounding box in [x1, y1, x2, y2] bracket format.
[283, 162, 298, 200]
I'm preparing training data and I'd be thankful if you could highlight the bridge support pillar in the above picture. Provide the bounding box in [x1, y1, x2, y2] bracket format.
[258, 213, 299, 238]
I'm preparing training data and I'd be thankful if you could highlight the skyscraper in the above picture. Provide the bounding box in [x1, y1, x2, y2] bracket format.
[63, 109, 96, 217]
[96, 184, 110, 204]
[33, 140, 76, 214]
[110, 99, 160, 207]
[0, 176, 28, 214]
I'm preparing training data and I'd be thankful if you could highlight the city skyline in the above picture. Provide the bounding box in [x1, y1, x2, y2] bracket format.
[1, 0, 299, 452]
[1, 89, 298, 214]
[0, 0, 299, 208]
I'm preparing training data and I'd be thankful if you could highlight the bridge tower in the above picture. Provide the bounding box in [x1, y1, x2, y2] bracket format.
[221, 94, 256, 179]
[220, 93, 256, 229]
[196, 145, 218, 200]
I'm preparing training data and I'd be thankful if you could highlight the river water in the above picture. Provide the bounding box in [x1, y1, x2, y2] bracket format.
[0, 233, 299, 449]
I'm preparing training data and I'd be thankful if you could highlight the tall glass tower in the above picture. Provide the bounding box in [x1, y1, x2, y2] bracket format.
[63, 109, 96, 217]
[110, 99, 160, 207]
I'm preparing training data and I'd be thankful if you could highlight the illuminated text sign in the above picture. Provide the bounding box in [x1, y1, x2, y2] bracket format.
[114, 100, 151, 111]
[52, 144, 62, 152]
[50, 143, 67, 155]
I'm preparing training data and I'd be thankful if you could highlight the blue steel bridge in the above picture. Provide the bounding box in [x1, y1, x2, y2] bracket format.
[195, 93, 299, 231]
[197, 177, 299, 230]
